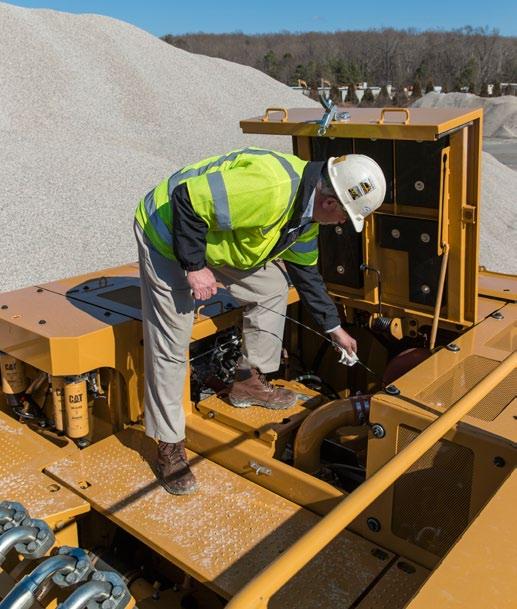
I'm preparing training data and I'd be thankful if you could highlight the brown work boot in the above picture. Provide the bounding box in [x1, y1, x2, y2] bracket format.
[157, 440, 198, 495]
[228, 368, 297, 409]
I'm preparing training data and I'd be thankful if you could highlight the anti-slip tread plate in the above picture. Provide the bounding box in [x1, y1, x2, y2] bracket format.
[0, 411, 89, 523]
[45, 428, 392, 605]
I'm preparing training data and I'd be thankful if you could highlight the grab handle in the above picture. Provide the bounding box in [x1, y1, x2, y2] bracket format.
[261, 107, 289, 123]
[377, 107, 410, 125]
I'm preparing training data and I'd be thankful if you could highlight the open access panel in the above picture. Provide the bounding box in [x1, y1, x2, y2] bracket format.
[241, 106, 483, 332]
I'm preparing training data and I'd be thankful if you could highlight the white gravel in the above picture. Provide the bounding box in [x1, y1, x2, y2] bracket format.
[0, 4, 514, 292]
[0, 2, 317, 292]
[480, 152, 517, 274]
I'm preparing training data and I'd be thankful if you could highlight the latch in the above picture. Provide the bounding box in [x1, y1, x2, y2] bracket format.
[461, 205, 477, 224]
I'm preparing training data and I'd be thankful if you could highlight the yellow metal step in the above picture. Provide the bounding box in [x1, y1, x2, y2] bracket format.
[0, 411, 89, 528]
[46, 428, 394, 606]
[195, 380, 322, 452]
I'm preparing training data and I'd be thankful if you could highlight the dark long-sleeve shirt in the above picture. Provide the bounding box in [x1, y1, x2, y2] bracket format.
[171, 162, 341, 332]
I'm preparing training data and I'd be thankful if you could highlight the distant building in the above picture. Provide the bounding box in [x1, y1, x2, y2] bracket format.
[290, 83, 393, 103]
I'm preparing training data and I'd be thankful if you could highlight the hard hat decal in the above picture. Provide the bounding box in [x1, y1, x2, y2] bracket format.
[360, 179, 374, 194]
[326, 155, 386, 233]
[348, 186, 362, 200]
[347, 178, 375, 201]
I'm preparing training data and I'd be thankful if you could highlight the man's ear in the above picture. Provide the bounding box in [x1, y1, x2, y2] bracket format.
[323, 196, 339, 209]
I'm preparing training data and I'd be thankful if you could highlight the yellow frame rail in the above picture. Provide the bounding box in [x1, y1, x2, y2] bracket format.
[225, 351, 517, 609]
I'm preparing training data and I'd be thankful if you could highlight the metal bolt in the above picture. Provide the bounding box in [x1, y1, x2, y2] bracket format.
[367, 517, 381, 533]
[391, 228, 400, 239]
[76, 559, 88, 571]
[335, 226, 343, 235]
[27, 542, 37, 552]
[371, 424, 386, 439]
[493, 456, 506, 468]
[420, 233, 430, 243]
[446, 343, 460, 352]
[420, 284, 431, 295]
[207, 411, 215, 419]
[385, 384, 400, 396]
[92, 572, 105, 581]
[112, 586, 124, 599]
[414, 180, 425, 191]
[37, 530, 47, 540]
[65, 573, 77, 584]
[101, 600, 114, 609]
[491, 311, 504, 320]
[22, 518, 31, 526]
[336, 265, 345, 274]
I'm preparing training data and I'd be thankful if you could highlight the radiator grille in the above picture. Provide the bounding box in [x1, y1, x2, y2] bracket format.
[391, 426, 474, 557]
[418, 355, 516, 421]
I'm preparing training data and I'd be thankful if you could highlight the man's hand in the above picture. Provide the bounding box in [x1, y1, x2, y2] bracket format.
[328, 327, 357, 356]
[187, 267, 218, 301]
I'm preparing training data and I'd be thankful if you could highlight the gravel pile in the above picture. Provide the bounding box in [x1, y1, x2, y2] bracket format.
[0, 2, 317, 292]
[413, 92, 517, 138]
[1, 4, 514, 292]
[479, 152, 517, 274]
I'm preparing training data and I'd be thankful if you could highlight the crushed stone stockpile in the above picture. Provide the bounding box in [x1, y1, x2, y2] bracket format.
[479, 152, 517, 275]
[0, 4, 515, 292]
[413, 92, 517, 138]
[0, 2, 318, 292]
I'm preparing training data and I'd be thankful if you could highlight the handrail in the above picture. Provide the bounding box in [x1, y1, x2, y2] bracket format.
[225, 351, 516, 609]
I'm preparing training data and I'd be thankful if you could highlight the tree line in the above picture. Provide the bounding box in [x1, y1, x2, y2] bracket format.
[162, 27, 516, 95]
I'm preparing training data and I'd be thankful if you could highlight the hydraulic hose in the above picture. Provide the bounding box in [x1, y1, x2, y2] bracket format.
[0, 554, 77, 609]
[57, 581, 111, 609]
[293, 396, 370, 473]
[0, 526, 36, 566]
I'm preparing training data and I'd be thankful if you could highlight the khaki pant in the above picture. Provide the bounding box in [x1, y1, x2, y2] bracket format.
[135, 222, 289, 443]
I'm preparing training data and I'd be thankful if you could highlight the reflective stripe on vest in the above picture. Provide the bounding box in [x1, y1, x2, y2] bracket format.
[135, 148, 306, 263]
[281, 223, 319, 266]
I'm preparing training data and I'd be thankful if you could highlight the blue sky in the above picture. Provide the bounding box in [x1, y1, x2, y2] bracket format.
[5, 0, 517, 36]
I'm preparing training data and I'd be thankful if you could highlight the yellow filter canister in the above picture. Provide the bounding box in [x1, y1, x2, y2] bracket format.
[51, 377, 66, 432]
[0, 354, 27, 395]
[64, 377, 89, 438]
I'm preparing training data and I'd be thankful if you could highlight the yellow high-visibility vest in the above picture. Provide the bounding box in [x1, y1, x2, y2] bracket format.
[135, 147, 319, 269]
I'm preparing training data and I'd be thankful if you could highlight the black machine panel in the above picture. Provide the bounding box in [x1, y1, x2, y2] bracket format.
[310, 137, 354, 160]
[319, 221, 364, 289]
[395, 138, 449, 208]
[376, 215, 446, 307]
[354, 139, 394, 204]
[311, 137, 363, 288]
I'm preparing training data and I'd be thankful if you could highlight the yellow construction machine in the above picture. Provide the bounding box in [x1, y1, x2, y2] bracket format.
[0, 105, 516, 609]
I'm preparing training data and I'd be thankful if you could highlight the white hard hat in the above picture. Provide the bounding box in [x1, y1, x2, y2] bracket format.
[327, 155, 386, 232]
